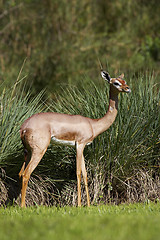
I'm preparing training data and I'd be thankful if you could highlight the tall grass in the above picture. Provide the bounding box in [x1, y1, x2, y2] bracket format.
[0, 82, 47, 206]
[0, 72, 159, 206]
[0, 85, 45, 163]
[48, 72, 159, 204]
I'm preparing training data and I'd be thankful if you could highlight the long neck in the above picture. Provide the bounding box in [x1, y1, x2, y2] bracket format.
[93, 86, 119, 138]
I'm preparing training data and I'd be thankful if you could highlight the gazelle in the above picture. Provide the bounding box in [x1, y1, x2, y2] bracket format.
[19, 70, 131, 207]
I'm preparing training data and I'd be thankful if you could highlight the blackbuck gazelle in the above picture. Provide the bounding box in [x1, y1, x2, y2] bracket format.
[19, 70, 131, 207]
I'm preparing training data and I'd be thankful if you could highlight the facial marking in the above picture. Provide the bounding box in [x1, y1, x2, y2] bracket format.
[121, 79, 126, 84]
[100, 70, 130, 93]
[114, 80, 122, 86]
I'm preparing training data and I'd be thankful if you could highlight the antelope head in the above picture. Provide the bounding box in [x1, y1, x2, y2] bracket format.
[101, 71, 131, 93]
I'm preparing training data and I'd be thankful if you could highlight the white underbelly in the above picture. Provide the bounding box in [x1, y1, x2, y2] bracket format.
[51, 136, 92, 147]
[51, 136, 76, 146]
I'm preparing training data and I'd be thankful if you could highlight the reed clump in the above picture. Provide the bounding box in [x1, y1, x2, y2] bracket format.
[0, 72, 159, 206]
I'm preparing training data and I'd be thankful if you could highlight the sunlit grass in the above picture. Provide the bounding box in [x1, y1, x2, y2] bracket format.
[47, 73, 159, 204]
[0, 72, 159, 206]
[0, 203, 160, 240]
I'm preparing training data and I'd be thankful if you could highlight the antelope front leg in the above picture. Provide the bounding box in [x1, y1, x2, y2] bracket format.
[76, 157, 82, 207]
[77, 173, 81, 207]
[76, 143, 84, 207]
[76, 143, 87, 207]
[81, 154, 90, 207]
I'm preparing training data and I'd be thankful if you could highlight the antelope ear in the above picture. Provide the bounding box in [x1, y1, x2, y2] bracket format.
[118, 73, 124, 79]
[101, 71, 111, 83]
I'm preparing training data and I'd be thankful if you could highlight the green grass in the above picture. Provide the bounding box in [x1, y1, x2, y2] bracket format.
[47, 73, 160, 204]
[0, 203, 160, 240]
[0, 82, 45, 163]
[0, 72, 159, 206]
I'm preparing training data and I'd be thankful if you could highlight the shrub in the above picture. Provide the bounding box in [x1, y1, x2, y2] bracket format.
[0, 72, 159, 206]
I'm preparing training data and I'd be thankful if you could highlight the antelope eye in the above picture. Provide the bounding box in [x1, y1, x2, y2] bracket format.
[114, 82, 120, 86]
